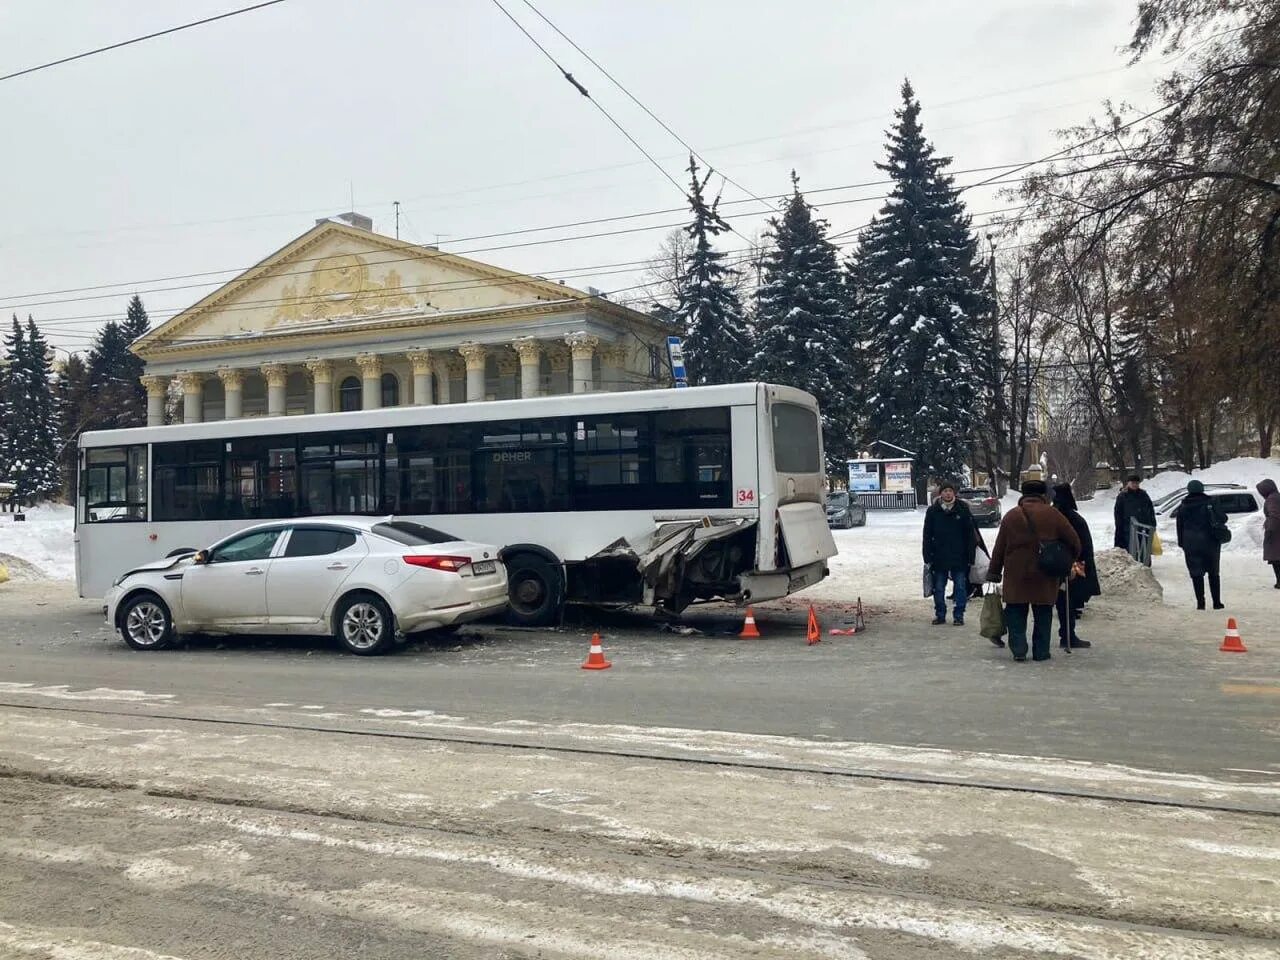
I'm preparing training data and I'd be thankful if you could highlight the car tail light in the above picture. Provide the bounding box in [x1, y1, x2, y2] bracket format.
[984, 498, 998, 506]
[404, 555, 469, 573]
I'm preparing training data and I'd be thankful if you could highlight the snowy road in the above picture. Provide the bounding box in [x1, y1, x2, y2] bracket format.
[2, 702, 1279, 959]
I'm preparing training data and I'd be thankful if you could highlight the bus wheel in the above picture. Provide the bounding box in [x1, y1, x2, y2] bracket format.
[120, 593, 174, 651]
[505, 553, 563, 627]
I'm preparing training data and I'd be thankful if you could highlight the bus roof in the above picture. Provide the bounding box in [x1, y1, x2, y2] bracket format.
[80, 382, 818, 447]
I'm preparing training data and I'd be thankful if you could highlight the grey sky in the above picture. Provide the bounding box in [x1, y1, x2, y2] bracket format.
[0, 1, 1166, 354]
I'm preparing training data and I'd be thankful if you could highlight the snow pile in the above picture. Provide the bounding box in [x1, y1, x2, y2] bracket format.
[0, 553, 51, 582]
[1142, 457, 1278, 501]
[1225, 511, 1268, 554]
[0, 504, 75, 581]
[1092, 547, 1163, 603]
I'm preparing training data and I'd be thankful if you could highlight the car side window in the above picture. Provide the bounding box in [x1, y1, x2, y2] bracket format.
[283, 528, 358, 558]
[210, 529, 282, 564]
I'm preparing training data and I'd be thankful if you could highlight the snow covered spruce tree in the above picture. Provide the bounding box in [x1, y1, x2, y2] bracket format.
[750, 172, 857, 472]
[119, 294, 151, 426]
[854, 80, 989, 489]
[1, 316, 62, 501]
[673, 157, 750, 384]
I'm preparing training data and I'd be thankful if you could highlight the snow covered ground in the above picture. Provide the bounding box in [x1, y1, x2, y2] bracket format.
[1, 459, 1276, 623]
[0, 503, 74, 581]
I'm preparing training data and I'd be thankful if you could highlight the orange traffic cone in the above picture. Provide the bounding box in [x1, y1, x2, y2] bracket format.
[581, 633, 612, 670]
[739, 607, 761, 639]
[1220, 617, 1247, 653]
[806, 605, 821, 645]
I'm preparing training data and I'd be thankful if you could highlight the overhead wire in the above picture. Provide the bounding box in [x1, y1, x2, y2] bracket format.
[0, 1, 288, 83]
[485, 0, 685, 197]
[0, 147, 1140, 312]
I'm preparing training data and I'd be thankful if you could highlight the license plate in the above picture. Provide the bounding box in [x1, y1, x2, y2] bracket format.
[471, 560, 496, 575]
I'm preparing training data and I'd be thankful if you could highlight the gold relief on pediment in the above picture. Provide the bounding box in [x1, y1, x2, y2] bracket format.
[269, 252, 420, 325]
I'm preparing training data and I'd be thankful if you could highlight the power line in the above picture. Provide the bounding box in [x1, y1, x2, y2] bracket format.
[0, 1, 289, 84]
[486, 0, 685, 196]
[515, 0, 777, 218]
[0, 148, 1136, 310]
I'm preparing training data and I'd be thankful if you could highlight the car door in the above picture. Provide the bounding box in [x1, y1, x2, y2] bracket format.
[266, 526, 368, 628]
[180, 528, 284, 629]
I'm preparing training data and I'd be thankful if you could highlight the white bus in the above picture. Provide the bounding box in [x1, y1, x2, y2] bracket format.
[76, 382, 837, 624]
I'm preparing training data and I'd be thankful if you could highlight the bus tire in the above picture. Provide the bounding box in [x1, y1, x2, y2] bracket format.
[505, 553, 563, 627]
[119, 592, 175, 651]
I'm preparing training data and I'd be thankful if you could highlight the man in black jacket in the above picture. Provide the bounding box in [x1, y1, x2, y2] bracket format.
[922, 481, 978, 626]
[1113, 474, 1157, 555]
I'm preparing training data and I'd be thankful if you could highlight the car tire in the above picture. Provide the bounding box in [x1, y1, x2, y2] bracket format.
[505, 553, 563, 627]
[334, 593, 394, 656]
[119, 592, 174, 651]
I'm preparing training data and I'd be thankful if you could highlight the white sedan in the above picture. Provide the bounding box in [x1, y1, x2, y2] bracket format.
[104, 518, 508, 655]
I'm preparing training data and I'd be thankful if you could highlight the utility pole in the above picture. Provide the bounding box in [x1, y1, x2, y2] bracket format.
[987, 234, 1006, 492]
[393, 201, 400, 240]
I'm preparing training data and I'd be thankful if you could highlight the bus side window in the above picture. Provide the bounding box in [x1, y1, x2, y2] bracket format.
[652, 408, 731, 508]
[82, 445, 147, 522]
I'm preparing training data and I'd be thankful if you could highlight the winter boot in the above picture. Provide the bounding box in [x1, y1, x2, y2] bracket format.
[1192, 576, 1206, 610]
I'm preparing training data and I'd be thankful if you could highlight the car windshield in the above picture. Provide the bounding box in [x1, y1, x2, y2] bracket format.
[371, 520, 460, 545]
[827, 492, 849, 508]
[959, 489, 986, 499]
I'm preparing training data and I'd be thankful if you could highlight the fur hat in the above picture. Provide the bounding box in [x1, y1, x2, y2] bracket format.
[937, 481, 957, 494]
[1021, 479, 1048, 497]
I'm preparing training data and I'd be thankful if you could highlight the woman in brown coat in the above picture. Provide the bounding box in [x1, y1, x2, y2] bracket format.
[986, 480, 1082, 662]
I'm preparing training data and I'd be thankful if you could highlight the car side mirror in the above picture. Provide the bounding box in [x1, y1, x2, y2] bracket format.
[192, 550, 208, 565]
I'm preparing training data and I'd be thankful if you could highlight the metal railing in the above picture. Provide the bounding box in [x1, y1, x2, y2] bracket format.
[1128, 519, 1155, 567]
[857, 491, 920, 510]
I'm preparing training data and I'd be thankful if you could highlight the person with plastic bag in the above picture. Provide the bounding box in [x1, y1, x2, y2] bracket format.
[1175, 479, 1228, 610]
[922, 481, 978, 625]
[1114, 474, 1156, 554]
[985, 480, 1082, 662]
[1051, 483, 1099, 649]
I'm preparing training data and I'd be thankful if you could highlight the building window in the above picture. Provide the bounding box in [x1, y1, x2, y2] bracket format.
[381, 372, 400, 407]
[339, 376, 361, 412]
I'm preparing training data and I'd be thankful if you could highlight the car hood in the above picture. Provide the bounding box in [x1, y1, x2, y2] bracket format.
[116, 554, 193, 582]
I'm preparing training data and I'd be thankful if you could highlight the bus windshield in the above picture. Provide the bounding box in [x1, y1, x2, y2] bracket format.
[772, 403, 820, 473]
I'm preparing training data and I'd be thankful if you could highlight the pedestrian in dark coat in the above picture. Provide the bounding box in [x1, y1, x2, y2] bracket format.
[1114, 474, 1157, 553]
[1256, 478, 1280, 589]
[1052, 483, 1098, 649]
[987, 480, 1082, 662]
[922, 481, 978, 625]
[1175, 480, 1227, 610]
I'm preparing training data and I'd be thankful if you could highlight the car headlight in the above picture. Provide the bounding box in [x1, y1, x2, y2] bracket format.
[112, 573, 129, 588]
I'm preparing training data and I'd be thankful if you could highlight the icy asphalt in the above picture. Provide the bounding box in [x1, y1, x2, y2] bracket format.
[1, 573, 1279, 957]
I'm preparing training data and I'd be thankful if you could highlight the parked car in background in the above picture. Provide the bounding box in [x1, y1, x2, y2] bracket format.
[1168, 488, 1260, 519]
[104, 518, 508, 655]
[826, 490, 867, 529]
[959, 488, 1002, 526]
[1155, 483, 1248, 516]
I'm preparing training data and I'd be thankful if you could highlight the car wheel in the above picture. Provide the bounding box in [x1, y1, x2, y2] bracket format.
[334, 593, 394, 656]
[119, 592, 174, 651]
[505, 553, 563, 627]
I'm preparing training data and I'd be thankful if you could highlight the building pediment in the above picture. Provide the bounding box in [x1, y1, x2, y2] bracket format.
[134, 221, 590, 356]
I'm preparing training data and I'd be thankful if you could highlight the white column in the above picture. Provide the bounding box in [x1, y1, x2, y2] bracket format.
[141, 375, 167, 427]
[305, 358, 333, 414]
[407, 350, 433, 405]
[261, 363, 287, 417]
[178, 372, 204, 424]
[513, 338, 541, 398]
[565, 332, 599, 394]
[356, 353, 382, 410]
[600, 343, 627, 393]
[217, 367, 244, 419]
[458, 343, 487, 402]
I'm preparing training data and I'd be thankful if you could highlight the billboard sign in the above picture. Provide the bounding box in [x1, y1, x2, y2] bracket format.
[847, 461, 881, 492]
[883, 459, 913, 492]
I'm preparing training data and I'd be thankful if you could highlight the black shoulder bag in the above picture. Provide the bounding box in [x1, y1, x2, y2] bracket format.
[1021, 505, 1074, 578]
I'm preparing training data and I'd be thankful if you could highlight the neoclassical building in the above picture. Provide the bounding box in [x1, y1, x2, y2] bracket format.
[133, 213, 671, 425]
